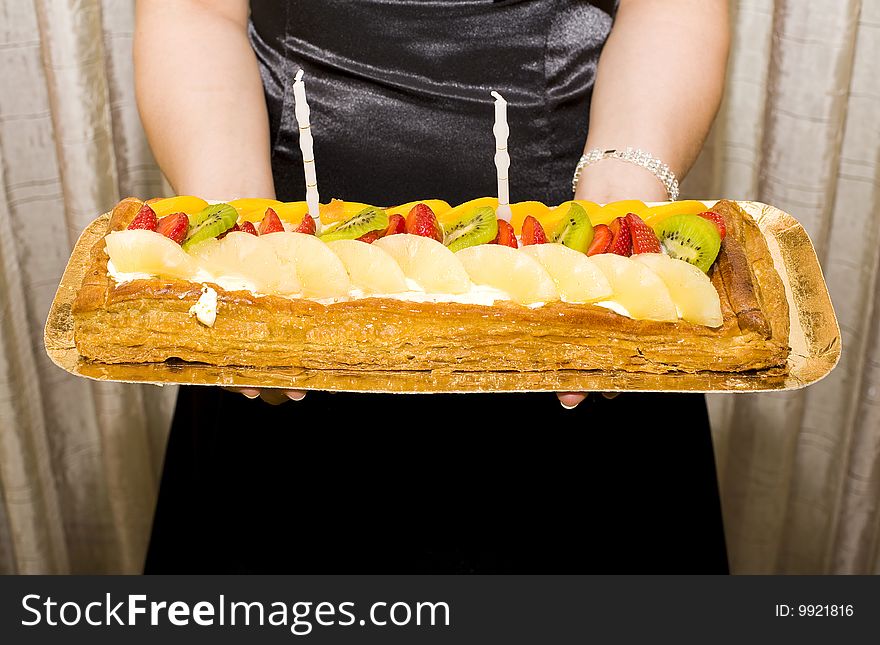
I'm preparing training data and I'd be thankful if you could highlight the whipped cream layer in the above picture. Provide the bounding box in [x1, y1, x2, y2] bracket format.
[106, 261, 554, 311]
[594, 300, 633, 318]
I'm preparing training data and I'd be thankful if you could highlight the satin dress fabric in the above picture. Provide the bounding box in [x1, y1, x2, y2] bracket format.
[145, 0, 729, 573]
[251, 0, 617, 206]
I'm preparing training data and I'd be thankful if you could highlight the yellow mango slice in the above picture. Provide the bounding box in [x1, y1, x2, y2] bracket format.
[439, 197, 499, 226]
[587, 199, 648, 226]
[150, 196, 209, 218]
[592, 199, 648, 225]
[270, 202, 310, 225]
[509, 201, 551, 234]
[228, 198, 283, 222]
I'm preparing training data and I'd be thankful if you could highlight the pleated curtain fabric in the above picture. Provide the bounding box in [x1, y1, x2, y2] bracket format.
[0, 0, 878, 573]
[685, 0, 880, 574]
[0, 0, 175, 574]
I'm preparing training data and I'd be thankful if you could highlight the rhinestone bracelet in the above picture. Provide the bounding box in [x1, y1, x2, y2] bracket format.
[572, 147, 679, 201]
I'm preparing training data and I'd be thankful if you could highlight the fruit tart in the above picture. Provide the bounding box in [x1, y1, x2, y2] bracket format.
[71, 196, 790, 374]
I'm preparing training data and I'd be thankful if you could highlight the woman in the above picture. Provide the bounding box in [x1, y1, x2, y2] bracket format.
[137, 0, 731, 573]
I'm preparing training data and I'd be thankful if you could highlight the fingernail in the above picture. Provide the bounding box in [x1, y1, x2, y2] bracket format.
[286, 392, 306, 401]
[560, 401, 579, 410]
[240, 389, 260, 399]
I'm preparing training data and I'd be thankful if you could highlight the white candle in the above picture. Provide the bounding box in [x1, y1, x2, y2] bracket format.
[491, 91, 512, 222]
[293, 69, 321, 224]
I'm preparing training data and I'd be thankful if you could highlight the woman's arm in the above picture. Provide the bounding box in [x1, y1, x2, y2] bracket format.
[136, 0, 301, 404]
[560, 0, 729, 409]
[134, 0, 275, 199]
[574, 0, 730, 203]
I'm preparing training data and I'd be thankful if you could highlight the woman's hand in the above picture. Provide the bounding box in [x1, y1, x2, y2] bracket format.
[224, 388, 307, 405]
[557, 392, 619, 409]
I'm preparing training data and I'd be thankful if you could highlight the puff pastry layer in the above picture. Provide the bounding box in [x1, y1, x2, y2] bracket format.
[72, 198, 790, 374]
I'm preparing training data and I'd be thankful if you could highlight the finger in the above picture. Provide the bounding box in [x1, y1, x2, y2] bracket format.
[225, 387, 260, 399]
[286, 390, 307, 402]
[259, 389, 293, 406]
[557, 392, 588, 409]
[602, 392, 620, 400]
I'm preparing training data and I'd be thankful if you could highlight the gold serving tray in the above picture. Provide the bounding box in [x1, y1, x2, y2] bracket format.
[44, 202, 840, 393]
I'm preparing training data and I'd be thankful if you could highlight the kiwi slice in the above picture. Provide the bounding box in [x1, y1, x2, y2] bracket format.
[181, 204, 238, 251]
[188, 203, 233, 227]
[547, 202, 594, 253]
[654, 214, 721, 273]
[319, 206, 389, 242]
[442, 206, 499, 253]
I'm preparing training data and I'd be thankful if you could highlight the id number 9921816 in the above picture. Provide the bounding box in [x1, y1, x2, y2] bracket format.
[775, 604, 854, 617]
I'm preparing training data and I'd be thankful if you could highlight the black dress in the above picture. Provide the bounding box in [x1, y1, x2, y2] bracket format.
[145, 0, 728, 574]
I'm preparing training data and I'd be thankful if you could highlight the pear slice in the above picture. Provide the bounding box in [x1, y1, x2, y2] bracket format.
[521, 243, 612, 303]
[188, 231, 297, 294]
[326, 239, 408, 294]
[105, 230, 200, 280]
[632, 253, 723, 327]
[374, 233, 470, 294]
[260, 232, 350, 299]
[590, 253, 677, 322]
[455, 245, 558, 305]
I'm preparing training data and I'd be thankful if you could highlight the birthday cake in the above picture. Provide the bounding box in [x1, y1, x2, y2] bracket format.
[70, 195, 790, 374]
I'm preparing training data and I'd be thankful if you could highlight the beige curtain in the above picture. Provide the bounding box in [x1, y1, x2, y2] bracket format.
[685, 0, 880, 573]
[0, 0, 877, 573]
[0, 0, 175, 574]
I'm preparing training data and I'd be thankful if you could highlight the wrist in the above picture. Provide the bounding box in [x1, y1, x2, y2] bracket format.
[574, 159, 670, 203]
[572, 147, 679, 202]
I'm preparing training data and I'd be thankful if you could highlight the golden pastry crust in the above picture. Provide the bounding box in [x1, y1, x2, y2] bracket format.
[72, 198, 790, 373]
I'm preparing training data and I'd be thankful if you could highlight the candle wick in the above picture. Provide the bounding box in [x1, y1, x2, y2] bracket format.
[295, 69, 304, 83]
[491, 90, 504, 102]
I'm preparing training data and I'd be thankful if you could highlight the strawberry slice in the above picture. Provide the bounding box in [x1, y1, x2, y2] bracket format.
[155, 212, 189, 244]
[355, 214, 406, 244]
[625, 212, 661, 254]
[586, 224, 613, 256]
[294, 213, 316, 235]
[239, 220, 258, 236]
[607, 217, 632, 256]
[128, 203, 158, 231]
[385, 213, 406, 236]
[698, 211, 726, 240]
[405, 203, 443, 242]
[357, 230, 383, 244]
[259, 207, 284, 235]
[521, 215, 547, 246]
[492, 219, 518, 248]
